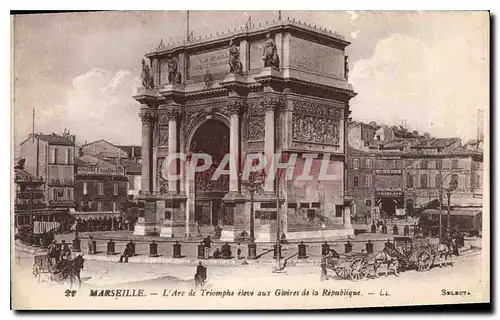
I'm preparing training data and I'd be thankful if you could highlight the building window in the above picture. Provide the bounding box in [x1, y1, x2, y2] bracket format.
[83, 182, 88, 195]
[420, 160, 428, 169]
[335, 205, 343, 217]
[353, 159, 359, 169]
[451, 174, 459, 188]
[407, 175, 414, 188]
[65, 149, 71, 165]
[435, 174, 441, 188]
[452, 159, 459, 169]
[128, 175, 134, 190]
[98, 182, 104, 195]
[97, 201, 102, 211]
[420, 174, 428, 188]
[365, 175, 372, 187]
[365, 200, 372, 207]
[113, 182, 118, 196]
[65, 188, 71, 199]
[52, 189, 57, 200]
[51, 148, 57, 164]
[476, 174, 481, 188]
[365, 159, 372, 169]
[54, 188, 64, 199]
[353, 175, 359, 187]
[436, 160, 442, 169]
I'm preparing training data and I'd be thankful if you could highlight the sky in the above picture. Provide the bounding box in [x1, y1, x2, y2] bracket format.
[12, 11, 489, 151]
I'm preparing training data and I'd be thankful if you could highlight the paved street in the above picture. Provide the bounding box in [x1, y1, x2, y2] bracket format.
[12, 246, 488, 309]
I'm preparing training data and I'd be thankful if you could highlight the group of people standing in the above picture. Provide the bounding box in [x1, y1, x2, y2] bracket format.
[73, 216, 136, 233]
[47, 239, 72, 265]
[370, 220, 411, 236]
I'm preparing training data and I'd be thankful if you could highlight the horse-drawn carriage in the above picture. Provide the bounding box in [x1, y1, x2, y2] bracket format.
[323, 252, 368, 281]
[323, 235, 454, 282]
[32, 254, 85, 288]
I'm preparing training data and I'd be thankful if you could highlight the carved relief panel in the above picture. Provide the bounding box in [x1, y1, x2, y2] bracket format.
[292, 114, 340, 145]
[156, 157, 167, 194]
[159, 125, 169, 146]
[291, 100, 342, 146]
[247, 115, 265, 142]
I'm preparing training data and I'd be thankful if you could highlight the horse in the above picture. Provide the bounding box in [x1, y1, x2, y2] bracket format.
[371, 249, 400, 278]
[53, 255, 85, 289]
[435, 238, 455, 267]
[194, 271, 206, 290]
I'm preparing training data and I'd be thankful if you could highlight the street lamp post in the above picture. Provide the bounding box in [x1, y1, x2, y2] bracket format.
[438, 162, 458, 239]
[273, 154, 291, 273]
[241, 176, 264, 241]
[446, 190, 452, 230]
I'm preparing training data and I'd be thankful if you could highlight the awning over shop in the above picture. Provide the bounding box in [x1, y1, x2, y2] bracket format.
[421, 208, 482, 217]
[69, 211, 122, 219]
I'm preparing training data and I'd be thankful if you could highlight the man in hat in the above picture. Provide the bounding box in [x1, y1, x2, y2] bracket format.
[47, 240, 58, 265]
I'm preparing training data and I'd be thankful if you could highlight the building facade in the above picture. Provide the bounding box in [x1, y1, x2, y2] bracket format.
[74, 166, 129, 215]
[19, 132, 76, 213]
[133, 20, 357, 241]
[345, 147, 375, 221]
[346, 125, 483, 219]
[14, 159, 47, 229]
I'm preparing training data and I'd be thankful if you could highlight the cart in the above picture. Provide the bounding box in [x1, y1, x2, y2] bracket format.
[32, 255, 52, 282]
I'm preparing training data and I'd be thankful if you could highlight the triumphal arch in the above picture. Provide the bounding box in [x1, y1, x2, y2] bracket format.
[133, 19, 357, 241]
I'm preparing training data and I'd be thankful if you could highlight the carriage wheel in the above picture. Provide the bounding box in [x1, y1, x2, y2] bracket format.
[349, 258, 369, 281]
[334, 266, 350, 279]
[416, 249, 433, 271]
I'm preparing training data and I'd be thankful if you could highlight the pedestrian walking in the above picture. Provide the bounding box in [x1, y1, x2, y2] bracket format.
[87, 236, 94, 255]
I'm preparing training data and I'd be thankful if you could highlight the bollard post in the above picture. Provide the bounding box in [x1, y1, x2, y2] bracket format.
[273, 244, 282, 259]
[91, 240, 97, 254]
[72, 237, 81, 252]
[127, 240, 135, 256]
[344, 241, 352, 254]
[393, 224, 399, 235]
[197, 242, 205, 259]
[247, 240, 257, 260]
[365, 240, 374, 254]
[107, 239, 115, 255]
[298, 241, 307, 259]
[173, 241, 182, 258]
[221, 242, 232, 259]
[149, 240, 158, 257]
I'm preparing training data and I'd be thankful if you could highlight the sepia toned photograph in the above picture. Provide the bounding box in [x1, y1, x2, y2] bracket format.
[11, 10, 490, 310]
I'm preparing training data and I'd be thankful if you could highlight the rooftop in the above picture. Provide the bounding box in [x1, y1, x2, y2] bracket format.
[23, 133, 75, 146]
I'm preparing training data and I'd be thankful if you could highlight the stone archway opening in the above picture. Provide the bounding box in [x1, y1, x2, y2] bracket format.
[189, 119, 230, 228]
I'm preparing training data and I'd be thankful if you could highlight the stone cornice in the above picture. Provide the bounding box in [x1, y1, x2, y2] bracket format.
[145, 19, 349, 59]
[133, 88, 162, 105]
